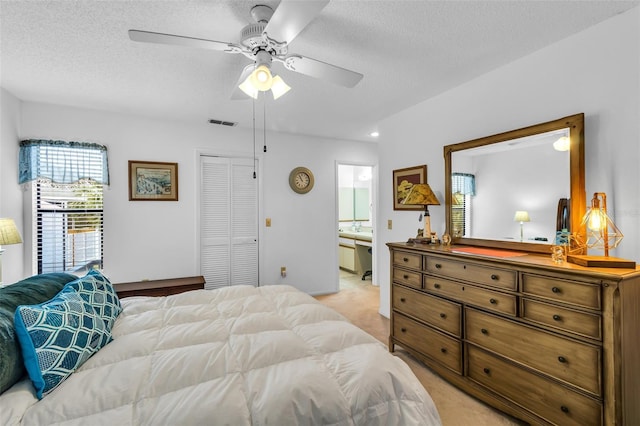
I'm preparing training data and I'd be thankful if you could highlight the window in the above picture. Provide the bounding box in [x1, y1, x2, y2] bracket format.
[34, 178, 103, 274]
[19, 140, 109, 275]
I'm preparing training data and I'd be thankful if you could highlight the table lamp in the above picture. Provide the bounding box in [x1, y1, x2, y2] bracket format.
[402, 183, 440, 238]
[0, 218, 23, 285]
[567, 192, 635, 268]
[514, 211, 530, 242]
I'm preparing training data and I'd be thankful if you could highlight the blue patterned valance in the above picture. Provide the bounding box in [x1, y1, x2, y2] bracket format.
[19, 140, 109, 185]
[452, 172, 476, 196]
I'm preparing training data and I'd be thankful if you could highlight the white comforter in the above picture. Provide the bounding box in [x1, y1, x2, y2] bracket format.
[1, 285, 441, 425]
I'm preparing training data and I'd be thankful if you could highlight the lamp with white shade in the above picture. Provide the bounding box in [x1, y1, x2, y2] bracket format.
[514, 210, 530, 242]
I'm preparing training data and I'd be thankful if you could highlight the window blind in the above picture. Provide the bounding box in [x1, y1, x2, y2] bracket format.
[20, 140, 107, 275]
[34, 178, 104, 274]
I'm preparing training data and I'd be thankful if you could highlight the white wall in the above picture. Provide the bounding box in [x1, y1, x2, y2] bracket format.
[0, 88, 25, 284]
[377, 7, 640, 317]
[2, 100, 377, 294]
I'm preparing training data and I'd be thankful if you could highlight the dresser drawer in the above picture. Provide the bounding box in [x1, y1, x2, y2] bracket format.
[466, 308, 601, 396]
[424, 276, 516, 316]
[393, 285, 461, 336]
[521, 273, 601, 310]
[393, 251, 422, 271]
[467, 345, 602, 426]
[393, 267, 422, 289]
[394, 314, 462, 374]
[425, 257, 516, 290]
[522, 298, 601, 340]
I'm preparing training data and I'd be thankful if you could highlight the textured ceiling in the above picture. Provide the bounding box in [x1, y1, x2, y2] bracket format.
[1, 0, 638, 142]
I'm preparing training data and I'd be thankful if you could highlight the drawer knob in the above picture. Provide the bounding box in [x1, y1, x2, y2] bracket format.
[552, 286, 561, 293]
[400, 298, 406, 302]
[434, 283, 441, 289]
[560, 405, 569, 414]
[490, 274, 498, 280]
[403, 257, 409, 262]
[489, 298, 497, 304]
[553, 314, 562, 321]
[439, 313, 446, 319]
[558, 356, 567, 363]
[483, 367, 490, 375]
[403, 274, 409, 279]
[401, 328, 407, 333]
[481, 328, 488, 335]
[440, 348, 447, 354]
[435, 263, 442, 269]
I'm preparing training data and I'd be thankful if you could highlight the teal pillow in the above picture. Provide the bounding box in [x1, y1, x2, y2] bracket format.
[0, 273, 77, 394]
[14, 290, 112, 399]
[60, 270, 122, 330]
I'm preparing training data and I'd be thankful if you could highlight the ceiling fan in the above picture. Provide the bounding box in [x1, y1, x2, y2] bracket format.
[129, 0, 364, 100]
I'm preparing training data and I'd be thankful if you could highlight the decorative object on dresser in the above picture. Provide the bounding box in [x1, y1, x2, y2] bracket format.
[402, 183, 441, 239]
[567, 192, 635, 269]
[128, 160, 178, 201]
[113, 275, 205, 297]
[393, 165, 427, 210]
[0, 218, 23, 285]
[387, 242, 640, 425]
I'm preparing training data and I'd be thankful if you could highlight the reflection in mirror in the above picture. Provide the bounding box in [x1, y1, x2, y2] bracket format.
[444, 114, 585, 254]
[451, 128, 570, 243]
[338, 164, 372, 227]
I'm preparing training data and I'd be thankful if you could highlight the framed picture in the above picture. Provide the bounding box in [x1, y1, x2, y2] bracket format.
[393, 165, 427, 210]
[128, 161, 178, 201]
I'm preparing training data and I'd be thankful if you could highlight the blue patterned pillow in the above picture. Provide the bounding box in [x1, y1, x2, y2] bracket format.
[14, 291, 112, 399]
[60, 270, 122, 330]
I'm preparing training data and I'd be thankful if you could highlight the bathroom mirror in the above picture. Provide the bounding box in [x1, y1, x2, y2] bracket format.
[444, 113, 585, 254]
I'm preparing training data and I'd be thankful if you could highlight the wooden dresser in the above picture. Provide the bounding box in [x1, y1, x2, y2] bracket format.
[387, 242, 640, 426]
[114, 276, 205, 298]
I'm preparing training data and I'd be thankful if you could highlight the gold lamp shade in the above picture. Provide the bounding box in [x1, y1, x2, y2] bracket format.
[0, 218, 22, 246]
[402, 184, 440, 206]
[402, 184, 440, 239]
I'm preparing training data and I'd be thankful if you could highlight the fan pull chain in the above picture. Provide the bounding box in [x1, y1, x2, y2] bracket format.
[252, 97, 256, 179]
[263, 95, 267, 153]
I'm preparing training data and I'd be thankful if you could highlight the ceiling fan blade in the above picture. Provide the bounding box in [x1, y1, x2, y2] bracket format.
[230, 65, 256, 100]
[263, 0, 329, 46]
[283, 55, 363, 88]
[129, 29, 241, 53]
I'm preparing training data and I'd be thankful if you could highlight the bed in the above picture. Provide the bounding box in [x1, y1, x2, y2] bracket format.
[0, 272, 441, 425]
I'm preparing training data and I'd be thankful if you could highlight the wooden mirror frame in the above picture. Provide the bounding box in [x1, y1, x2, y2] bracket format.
[444, 113, 585, 254]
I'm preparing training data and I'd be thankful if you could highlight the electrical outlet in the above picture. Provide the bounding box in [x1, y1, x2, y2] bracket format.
[280, 266, 286, 278]
[387, 219, 393, 230]
[266, 218, 272, 227]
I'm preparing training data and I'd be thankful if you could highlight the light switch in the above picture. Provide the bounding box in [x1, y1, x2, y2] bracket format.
[266, 218, 272, 227]
[387, 219, 393, 230]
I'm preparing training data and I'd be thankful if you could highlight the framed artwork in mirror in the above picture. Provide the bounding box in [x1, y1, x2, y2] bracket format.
[128, 160, 178, 201]
[393, 165, 427, 210]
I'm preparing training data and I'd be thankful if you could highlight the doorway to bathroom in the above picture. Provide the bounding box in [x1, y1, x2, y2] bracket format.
[337, 163, 375, 289]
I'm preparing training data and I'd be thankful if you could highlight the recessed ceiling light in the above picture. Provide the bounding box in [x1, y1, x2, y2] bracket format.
[370, 131, 379, 137]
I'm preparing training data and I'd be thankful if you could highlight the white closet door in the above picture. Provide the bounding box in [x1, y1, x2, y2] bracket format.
[200, 156, 258, 289]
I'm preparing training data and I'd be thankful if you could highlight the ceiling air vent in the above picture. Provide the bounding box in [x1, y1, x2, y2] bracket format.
[208, 119, 238, 127]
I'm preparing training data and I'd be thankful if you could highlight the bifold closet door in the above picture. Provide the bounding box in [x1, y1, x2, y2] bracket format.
[200, 156, 258, 289]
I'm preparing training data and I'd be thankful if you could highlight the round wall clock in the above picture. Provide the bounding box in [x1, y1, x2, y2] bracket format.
[289, 167, 314, 194]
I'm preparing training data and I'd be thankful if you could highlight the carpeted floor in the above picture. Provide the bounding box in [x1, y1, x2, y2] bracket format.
[314, 270, 525, 426]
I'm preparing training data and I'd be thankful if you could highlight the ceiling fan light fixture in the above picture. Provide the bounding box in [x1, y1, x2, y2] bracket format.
[239, 77, 259, 99]
[250, 65, 273, 91]
[271, 75, 291, 99]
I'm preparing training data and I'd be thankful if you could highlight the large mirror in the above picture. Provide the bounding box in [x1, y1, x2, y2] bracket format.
[444, 114, 585, 254]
